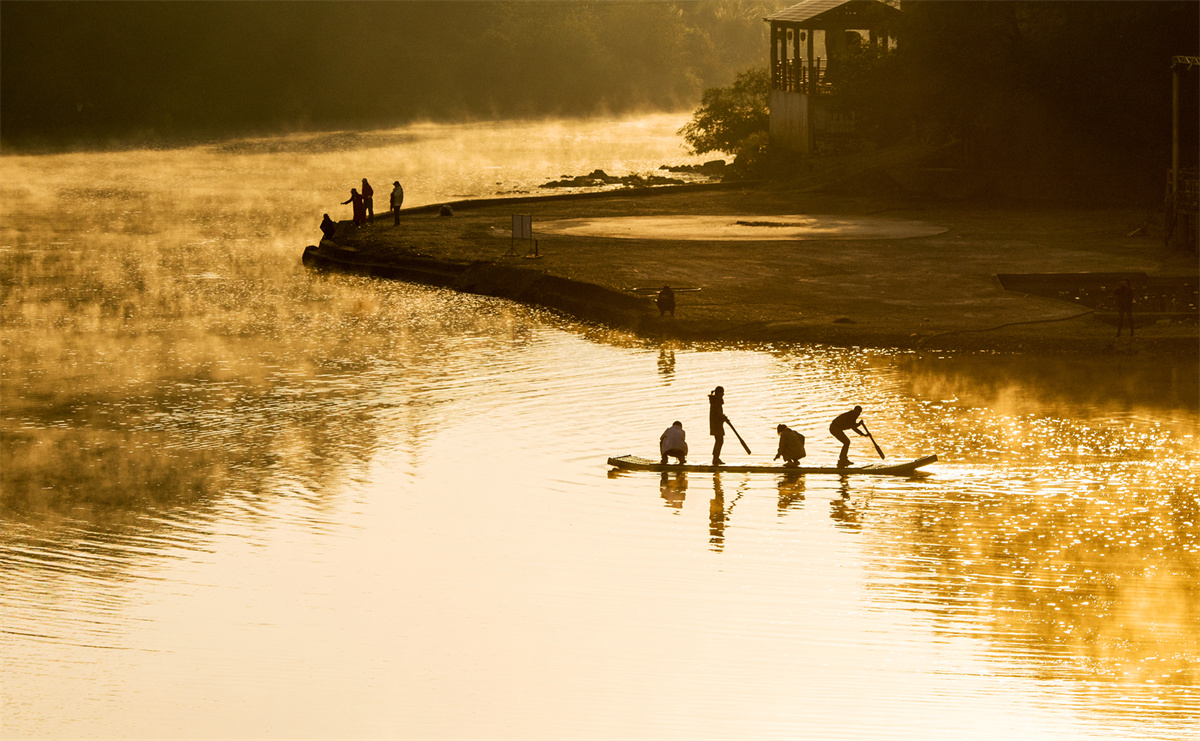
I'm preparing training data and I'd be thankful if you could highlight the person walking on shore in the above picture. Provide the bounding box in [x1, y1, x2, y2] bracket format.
[1114, 279, 1134, 338]
[709, 386, 728, 466]
[361, 179, 375, 223]
[342, 188, 366, 227]
[829, 406, 868, 468]
[390, 181, 405, 226]
[659, 421, 688, 465]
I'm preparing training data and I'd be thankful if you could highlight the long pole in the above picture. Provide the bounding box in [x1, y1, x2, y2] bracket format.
[861, 422, 885, 460]
[725, 419, 752, 455]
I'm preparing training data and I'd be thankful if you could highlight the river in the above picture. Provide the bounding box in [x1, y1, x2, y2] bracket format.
[2, 114, 1197, 740]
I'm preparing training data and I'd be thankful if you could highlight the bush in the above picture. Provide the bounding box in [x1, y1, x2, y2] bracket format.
[678, 67, 770, 156]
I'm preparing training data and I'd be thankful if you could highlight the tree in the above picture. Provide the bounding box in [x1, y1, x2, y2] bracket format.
[678, 67, 770, 155]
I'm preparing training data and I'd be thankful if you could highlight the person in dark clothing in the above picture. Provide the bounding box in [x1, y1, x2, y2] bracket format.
[342, 188, 366, 227]
[1114, 279, 1134, 337]
[390, 181, 405, 226]
[829, 405, 867, 467]
[361, 179, 374, 223]
[657, 285, 676, 316]
[774, 424, 806, 467]
[319, 213, 337, 242]
[709, 386, 728, 466]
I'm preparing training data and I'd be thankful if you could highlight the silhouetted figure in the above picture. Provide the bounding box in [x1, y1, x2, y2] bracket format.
[659, 421, 688, 465]
[657, 285, 676, 316]
[1114, 279, 1134, 337]
[390, 181, 404, 225]
[774, 424, 806, 467]
[342, 188, 366, 227]
[319, 213, 337, 242]
[709, 386, 728, 465]
[361, 179, 374, 223]
[829, 405, 867, 468]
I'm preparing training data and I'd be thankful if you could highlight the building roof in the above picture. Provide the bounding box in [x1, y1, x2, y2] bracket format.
[765, 0, 901, 28]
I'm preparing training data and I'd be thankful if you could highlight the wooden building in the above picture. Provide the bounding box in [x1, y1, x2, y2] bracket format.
[766, 0, 901, 154]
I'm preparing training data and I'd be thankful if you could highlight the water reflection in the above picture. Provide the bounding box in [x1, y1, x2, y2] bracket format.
[3, 119, 1198, 739]
[659, 470, 687, 509]
[776, 472, 806, 512]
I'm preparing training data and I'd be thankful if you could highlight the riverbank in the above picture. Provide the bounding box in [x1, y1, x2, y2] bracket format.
[303, 170, 1198, 356]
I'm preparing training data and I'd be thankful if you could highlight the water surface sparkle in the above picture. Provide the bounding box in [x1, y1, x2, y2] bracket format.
[2, 117, 1197, 740]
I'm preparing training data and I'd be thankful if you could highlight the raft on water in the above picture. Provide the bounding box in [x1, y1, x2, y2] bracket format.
[607, 454, 938, 476]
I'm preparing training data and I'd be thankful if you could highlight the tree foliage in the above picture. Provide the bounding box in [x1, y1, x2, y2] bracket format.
[838, 1, 1200, 166]
[678, 67, 771, 155]
[0, 1, 782, 148]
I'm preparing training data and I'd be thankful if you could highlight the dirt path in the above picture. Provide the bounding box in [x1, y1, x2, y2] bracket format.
[316, 180, 1198, 355]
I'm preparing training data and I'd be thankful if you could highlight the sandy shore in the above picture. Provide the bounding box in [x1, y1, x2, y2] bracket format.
[305, 174, 1198, 356]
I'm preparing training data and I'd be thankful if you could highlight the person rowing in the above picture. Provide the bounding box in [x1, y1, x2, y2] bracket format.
[708, 386, 727, 465]
[829, 405, 868, 468]
[774, 424, 806, 467]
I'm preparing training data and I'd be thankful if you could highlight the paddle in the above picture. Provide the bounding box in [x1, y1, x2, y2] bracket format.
[725, 419, 752, 455]
[861, 422, 885, 459]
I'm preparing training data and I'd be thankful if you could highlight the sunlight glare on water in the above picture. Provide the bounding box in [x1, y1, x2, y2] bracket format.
[1, 117, 1197, 740]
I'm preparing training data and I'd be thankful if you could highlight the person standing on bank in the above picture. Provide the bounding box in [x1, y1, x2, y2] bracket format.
[829, 405, 868, 468]
[659, 421, 688, 465]
[361, 179, 375, 223]
[657, 285, 676, 316]
[1114, 278, 1134, 338]
[341, 188, 366, 227]
[709, 386, 729, 466]
[390, 180, 405, 226]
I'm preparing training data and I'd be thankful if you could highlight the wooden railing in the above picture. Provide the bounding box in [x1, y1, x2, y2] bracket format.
[771, 58, 830, 94]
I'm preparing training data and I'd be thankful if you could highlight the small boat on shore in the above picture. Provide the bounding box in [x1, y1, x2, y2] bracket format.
[607, 454, 938, 476]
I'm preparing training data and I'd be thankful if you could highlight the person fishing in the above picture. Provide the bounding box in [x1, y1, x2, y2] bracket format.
[829, 405, 868, 467]
[341, 188, 366, 227]
[659, 420, 688, 466]
[774, 424, 806, 467]
[709, 386, 728, 465]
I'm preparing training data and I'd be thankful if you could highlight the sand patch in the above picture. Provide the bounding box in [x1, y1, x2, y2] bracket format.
[534, 214, 949, 241]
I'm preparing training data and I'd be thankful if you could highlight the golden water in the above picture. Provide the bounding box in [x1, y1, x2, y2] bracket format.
[2, 117, 1197, 739]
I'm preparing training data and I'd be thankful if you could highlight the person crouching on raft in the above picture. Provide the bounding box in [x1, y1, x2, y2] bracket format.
[829, 406, 867, 467]
[774, 424, 806, 467]
[659, 421, 688, 465]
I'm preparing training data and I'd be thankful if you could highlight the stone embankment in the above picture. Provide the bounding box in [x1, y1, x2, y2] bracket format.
[302, 169, 1199, 355]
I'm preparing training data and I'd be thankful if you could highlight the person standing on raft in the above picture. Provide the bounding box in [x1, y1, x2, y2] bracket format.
[659, 421, 688, 465]
[774, 424, 806, 467]
[829, 406, 868, 468]
[709, 386, 729, 466]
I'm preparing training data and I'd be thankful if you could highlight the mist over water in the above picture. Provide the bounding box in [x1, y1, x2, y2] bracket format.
[2, 117, 1198, 739]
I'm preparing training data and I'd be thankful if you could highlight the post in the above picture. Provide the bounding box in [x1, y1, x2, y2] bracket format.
[807, 27, 816, 95]
[770, 24, 779, 89]
[1172, 62, 1180, 200]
